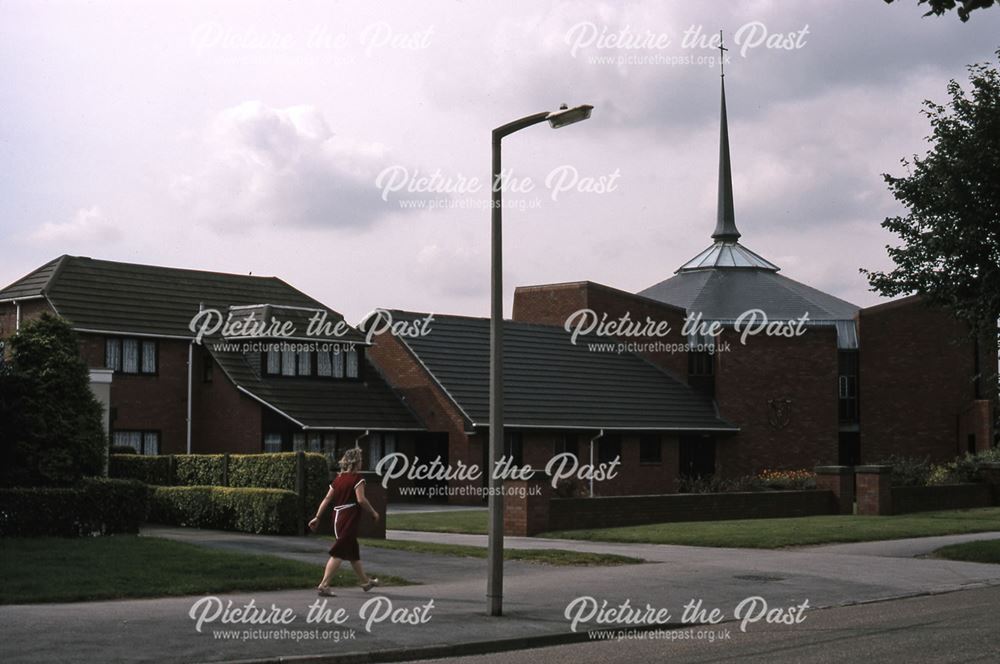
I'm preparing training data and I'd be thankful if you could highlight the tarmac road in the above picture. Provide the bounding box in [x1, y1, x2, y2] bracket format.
[408, 585, 1000, 664]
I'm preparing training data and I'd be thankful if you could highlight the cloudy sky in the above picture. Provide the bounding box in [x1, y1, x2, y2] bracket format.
[1, 0, 997, 321]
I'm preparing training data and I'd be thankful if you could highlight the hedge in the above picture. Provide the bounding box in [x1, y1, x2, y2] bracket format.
[148, 486, 299, 535]
[109, 455, 172, 485]
[174, 455, 224, 486]
[108, 452, 330, 522]
[0, 478, 149, 537]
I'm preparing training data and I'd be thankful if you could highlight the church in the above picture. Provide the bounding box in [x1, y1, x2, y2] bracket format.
[369, 70, 995, 493]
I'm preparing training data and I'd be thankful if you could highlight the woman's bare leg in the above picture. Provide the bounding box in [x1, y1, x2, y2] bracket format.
[320, 556, 342, 587]
[349, 560, 371, 585]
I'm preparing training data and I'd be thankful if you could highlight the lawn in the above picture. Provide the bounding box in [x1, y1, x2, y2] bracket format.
[0, 536, 408, 604]
[543, 508, 1000, 549]
[931, 538, 1000, 564]
[386, 506, 1000, 549]
[389, 509, 489, 534]
[359, 538, 642, 566]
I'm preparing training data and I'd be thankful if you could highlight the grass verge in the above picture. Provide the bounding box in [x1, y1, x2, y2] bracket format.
[0, 535, 408, 604]
[389, 509, 488, 534]
[541, 507, 1000, 549]
[930, 538, 1000, 564]
[360, 538, 642, 566]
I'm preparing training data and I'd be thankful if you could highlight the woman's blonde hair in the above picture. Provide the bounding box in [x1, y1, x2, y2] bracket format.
[338, 447, 363, 472]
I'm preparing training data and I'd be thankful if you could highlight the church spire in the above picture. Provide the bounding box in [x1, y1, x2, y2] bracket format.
[712, 31, 740, 242]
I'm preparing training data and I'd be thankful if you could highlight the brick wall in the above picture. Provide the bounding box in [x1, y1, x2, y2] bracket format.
[714, 326, 839, 477]
[544, 490, 835, 532]
[512, 281, 689, 379]
[859, 296, 978, 462]
[891, 484, 994, 515]
[0, 299, 55, 340]
[191, 347, 262, 453]
[78, 333, 191, 455]
[367, 332, 482, 504]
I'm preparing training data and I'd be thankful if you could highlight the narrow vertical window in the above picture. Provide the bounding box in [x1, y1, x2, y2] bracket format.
[141, 340, 157, 374]
[345, 347, 359, 378]
[106, 339, 122, 371]
[122, 339, 139, 374]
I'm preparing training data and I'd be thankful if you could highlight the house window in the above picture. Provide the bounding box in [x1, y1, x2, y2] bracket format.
[346, 346, 360, 378]
[317, 350, 333, 377]
[280, 350, 296, 376]
[598, 435, 622, 464]
[264, 433, 283, 453]
[639, 434, 662, 464]
[838, 351, 859, 424]
[504, 431, 523, 466]
[308, 432, 323, 453]
[679, 435, 715, 478]
[297, 351, 312, 376]
[368, 432, 397, 470]
[266, 349, 281, 374]
[262, 346, 358, 379]
[113, 430, 159, 455]
[106, 337, 157, 374]
[555, 433, 578, 460]
[323, 433, 338, 457]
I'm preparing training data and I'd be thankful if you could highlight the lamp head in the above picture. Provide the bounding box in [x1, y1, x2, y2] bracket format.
[547, 103, 593, 128]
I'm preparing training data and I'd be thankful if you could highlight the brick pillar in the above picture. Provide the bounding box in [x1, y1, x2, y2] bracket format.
[979, 462, 1000, 505]
[357, 471, 386, 539]
[815, 465, 855, 514]
[504, 471, 552, 536]
[855, 465, 893, 516]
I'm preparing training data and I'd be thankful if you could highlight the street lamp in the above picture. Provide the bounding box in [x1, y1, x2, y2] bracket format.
[487, 103, 594, 617]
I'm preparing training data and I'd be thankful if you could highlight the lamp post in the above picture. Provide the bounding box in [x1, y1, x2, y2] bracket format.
[487, 103, 593, 617]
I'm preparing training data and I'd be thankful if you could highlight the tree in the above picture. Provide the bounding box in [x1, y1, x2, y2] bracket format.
[0, 314, 105, 486]
[863, 50, 1000, 360]
[883, 0, 996, 22]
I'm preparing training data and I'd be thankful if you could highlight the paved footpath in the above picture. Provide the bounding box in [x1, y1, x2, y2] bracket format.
[1, 527, 998, 663]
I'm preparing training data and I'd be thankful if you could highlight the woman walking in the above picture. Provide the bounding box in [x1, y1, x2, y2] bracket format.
[309, 447, 381, 597]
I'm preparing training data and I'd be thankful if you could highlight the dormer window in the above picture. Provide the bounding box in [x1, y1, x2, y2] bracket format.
[263, 344, 361, 379]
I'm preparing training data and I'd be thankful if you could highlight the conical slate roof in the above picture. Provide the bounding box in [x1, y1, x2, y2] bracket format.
[639, 69, 859, 345]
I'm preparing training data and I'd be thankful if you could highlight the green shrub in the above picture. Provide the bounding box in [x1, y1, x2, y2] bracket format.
[229, 452, 330, 521]
[0, 478, 148, 536]
[878, 455, 933, 487]
[174, 455, 224, 486]
[676, 474, 765, 493]
[110, 445, 138, 454]
[109, 454, 172, 485]
[1, 314, 105, 486]
[148, 486, 298, 535]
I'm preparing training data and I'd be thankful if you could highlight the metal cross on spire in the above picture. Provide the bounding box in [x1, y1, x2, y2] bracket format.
[718, 30, 728, 78]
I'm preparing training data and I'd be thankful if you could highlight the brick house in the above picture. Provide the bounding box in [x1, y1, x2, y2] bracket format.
[0, 256, 424, 467]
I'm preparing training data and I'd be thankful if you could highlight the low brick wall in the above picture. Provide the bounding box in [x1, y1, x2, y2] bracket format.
[546, 490, 836, 531]
[891, 483, 994, 515]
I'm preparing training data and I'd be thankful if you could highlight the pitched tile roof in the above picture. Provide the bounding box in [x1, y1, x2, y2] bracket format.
[210, 348, 423, 431]
[384, 310, 736, 432]
[1, 255, 414, 430]
[0, 255, 362, 341]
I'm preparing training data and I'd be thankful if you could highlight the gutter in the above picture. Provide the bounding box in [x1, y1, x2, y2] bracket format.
[588, 429, 604, 497]
[187, 341, 193, 454]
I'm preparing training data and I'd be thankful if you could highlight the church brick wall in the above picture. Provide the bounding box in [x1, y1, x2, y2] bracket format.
[859, 296, 980, 463]
[713, 325, 839, 477]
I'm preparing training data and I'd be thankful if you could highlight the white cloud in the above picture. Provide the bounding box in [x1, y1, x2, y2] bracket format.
[28, 206, 123, 245]
[171, 101, 393, 232]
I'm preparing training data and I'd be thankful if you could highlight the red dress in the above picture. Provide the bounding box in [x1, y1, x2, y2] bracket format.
[328, 472, 364, 561]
